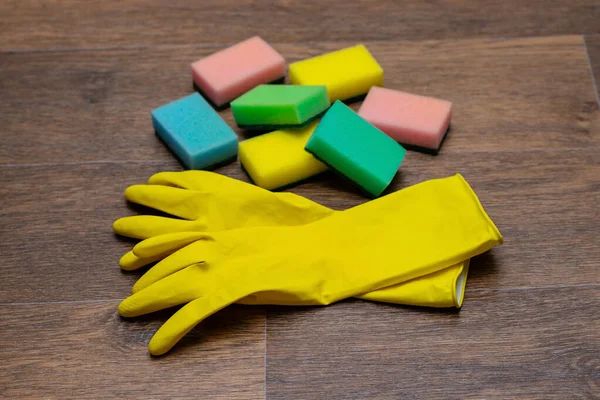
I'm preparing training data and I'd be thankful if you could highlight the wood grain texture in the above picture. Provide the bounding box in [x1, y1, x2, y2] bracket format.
[0, 302, 265, 399]
[585, 36, 600, 105]
[2, 2, 600, 398]
[1, 1, 600, 51]
[1, 36, 599, 164]
[1, 148, 598, 303]
[266, 287, 600, 399]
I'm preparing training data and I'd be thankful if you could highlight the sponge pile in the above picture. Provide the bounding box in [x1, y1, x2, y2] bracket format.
[151, 36, 453, 197]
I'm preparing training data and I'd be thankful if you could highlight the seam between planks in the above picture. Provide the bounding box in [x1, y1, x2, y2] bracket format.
[1, 147, 599, 169]
[0, 298, 122, 306]
[583, 36, 600, 107]
[0, 33, 590, 56]
[467, 283, 600, 293]
[2, 284, 599, 307]
[0, 160, 170, 168]
[264, 307, 268, 400]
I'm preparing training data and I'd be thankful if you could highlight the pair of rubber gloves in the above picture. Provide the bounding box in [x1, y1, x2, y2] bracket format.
[114, 171, 503, 355]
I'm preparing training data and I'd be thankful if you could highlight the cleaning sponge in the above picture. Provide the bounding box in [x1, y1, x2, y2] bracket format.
[191, 36, 286, 107]
[305, 101, 405, 197]
[231, 85, 330, 130]
[359, 87, 452, 153]
[151, 93, 238, 170]
[239, 122, 327, 190]
[289, 44, 383, 102]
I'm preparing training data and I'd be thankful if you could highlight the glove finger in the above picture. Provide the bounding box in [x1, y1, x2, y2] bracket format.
[132, 238, 216, 294]
[133, 232, 207, 258]
[119, 264, 208, 318]
[148, 292, 243, 356]
[121, 232, 206, 272]
[119, 251, 166, 271]
[148, 171, 238, 191]
[124, 184, 205, 220]
[113, 215, 202, 239]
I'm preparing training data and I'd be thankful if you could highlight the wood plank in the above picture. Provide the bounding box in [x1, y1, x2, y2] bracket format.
[1, 36, 598, 164]
[0, 161, 178, 303]
[1, 1, 600, 51]
[0, 301, 265, 399]
[1, 148, 597, 303]
[585, 35, 600, 105]
[266, 286, 600, 399]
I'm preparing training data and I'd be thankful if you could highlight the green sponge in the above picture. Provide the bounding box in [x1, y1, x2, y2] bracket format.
[305, 101, 406, 197]
[231, 85, 330, 130]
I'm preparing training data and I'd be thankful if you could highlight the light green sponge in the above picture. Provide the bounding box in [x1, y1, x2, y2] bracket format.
[231, 84, 330, 130]
[305, 101, 406, 197]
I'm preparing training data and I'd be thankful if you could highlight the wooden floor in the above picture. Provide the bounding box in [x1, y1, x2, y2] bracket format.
[1, 2, 599, 399]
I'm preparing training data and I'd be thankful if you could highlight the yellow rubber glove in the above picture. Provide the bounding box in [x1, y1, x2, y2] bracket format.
[113, 171, 332, 241]
[113, 171, 332, 270]
[129, 231, 470, 309]
[115, 171, 471, 308]
[118, 174, 503, 355]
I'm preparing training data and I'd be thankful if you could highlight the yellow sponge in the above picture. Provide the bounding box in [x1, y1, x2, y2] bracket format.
[239, 122, 328, 190]
[289, 44, 383, 102]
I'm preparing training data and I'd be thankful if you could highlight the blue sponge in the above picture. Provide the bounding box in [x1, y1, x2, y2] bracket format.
[151, 93, 238, 169]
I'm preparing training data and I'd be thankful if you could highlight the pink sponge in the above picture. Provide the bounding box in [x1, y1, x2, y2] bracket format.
[191, 36, 286, 107]
[358, 87, 452, 153]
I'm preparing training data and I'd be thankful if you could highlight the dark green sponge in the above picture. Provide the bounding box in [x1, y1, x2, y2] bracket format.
[305, 101, 406, 197]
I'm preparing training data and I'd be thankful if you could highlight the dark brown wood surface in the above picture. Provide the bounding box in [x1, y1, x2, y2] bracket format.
[266, 288, 600, 399]
[1, 302, 265, 399]
[1, 1, 600, 51]
[1, 2, 599, 399]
